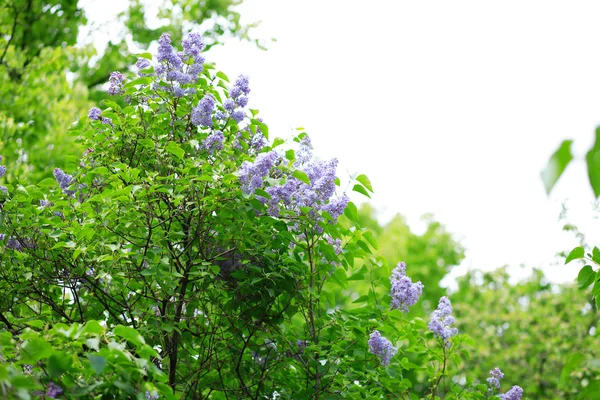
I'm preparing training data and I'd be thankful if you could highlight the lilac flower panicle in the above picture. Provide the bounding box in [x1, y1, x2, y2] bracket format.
[231, 110, 245, 122]
[46, 382, 63, 398]
[499, 386, 523, 400]
[157, 33, 182, 69]
[322, 194, 349, 222]
[428, 296, 459, 342]
[53, 168, 74, 195]
[231, 75, 250, 97]
[368, 330, 397, 367]
[0, 165, 5, 178]
[223, 99, 235, 112]
[390, 262, 424, 312]
[108, 71, 125, 95]
[88, 107, 102, 120]
[202, 131, 224, 153]
[182, 32, 204, 57]
[215, 111, 227, 120]
[238, 151, 278, 194]
[136, 58, 151, 70]
[487, 367, 504, 389]
[192, 95, 215, 127]
[0, 186, 6, 193]
[236, 95, 249, 108]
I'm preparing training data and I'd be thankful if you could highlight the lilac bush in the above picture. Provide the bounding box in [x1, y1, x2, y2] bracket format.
[0, 31, 526, 400]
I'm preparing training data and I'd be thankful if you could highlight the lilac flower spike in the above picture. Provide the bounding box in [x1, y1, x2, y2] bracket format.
[192, 95, 215, 127]
[53, 168, 74, 195]
[499, 386, 524, 400]
[238, 151, 278, 194]
[0, 165, 6, 178]
[368, 330, 397, 366]
[88, 107, 102, 120]
[107, 71, 125, 95]
[202, 130, 224, 153]
[46, 382, 64, 398]
[487, 367, 504, 389]
[389, 262, 424, 312]
[428, 296, 458, 342]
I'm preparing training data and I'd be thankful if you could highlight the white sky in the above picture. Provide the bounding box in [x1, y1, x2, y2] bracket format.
[81, 0, 600, 284]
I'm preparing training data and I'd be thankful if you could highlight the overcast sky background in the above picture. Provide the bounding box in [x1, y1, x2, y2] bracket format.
[80, 0, 600, 285]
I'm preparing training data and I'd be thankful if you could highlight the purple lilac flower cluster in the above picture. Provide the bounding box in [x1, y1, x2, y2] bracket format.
[327, 236, 342, 255]
[225, 75, 250, 122]
[0, 155, 6, 192]
[155, 33, 205, 85]
[261, 138, 348, 222]
[487, 367, 504, 389]
[238, 151, 279, 194]
[145, 390, 159, 400]
[0, 234, 35, 251]
[368, 330, 397, 367]
[202, 130, 224, 153]
[428, 296, 458, 343]
[53, 168, 74, 196]
[88, 107, 112, 125]
[192, 95, 215, 127]
[389, 261, 424, 312]
[108, 71, 125, 95]
[46, 382, 63, 398]
[500, 386, 524, 400]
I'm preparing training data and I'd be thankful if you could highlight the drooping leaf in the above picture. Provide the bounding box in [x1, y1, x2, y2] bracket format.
[565, 247, 585, 264]
[541, 140, 573, 195]
[586, 127, 600, 197]
[577, 265, 595, 289]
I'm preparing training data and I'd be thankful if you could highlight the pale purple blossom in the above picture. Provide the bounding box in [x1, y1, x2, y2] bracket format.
[202, 130, 224, 153]
[223, 99, 235, 113]
[236, 95, 249, 108]
[487, 367, 504, 389]
[46, 382, 63, 398]
[192, 95, 215, 127]
[389, 262, 424, 313]
[136, 58, 151, 70]
[53, 168, 74, 195]
[231, 110, 245, 122]
[368, 330, 397, 366]
[238, 151, 278, 194]
[88, 107, 102, 120]
[107, 71, 125, 95]
[428, 296, 458, 342]
[145, 391, 159, 400]
[500, 386, 523, 400]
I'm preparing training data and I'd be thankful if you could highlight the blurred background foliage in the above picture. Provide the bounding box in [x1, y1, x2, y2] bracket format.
[1, 1, 598, 398]
[0, 0, 257, 183]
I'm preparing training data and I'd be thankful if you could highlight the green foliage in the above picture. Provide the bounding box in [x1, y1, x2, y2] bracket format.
[0, 321, 173, 399]
[453, 268, 600, 399]
[0, 0, 257, 184]
[0, 34, 509, 399]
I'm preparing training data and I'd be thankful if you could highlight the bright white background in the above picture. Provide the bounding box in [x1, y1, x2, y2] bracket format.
[81, 0, 600, 284]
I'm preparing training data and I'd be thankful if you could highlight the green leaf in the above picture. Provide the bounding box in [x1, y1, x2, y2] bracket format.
[22, 338, 53, 362]
[37, 178, 56, 187]
[165, 141, 185, 160]
[114, 325, 145, 346]
[292, 170, 310, 185]
[577, 265, 595, 289]
[566, 246, 585, 264]
[216, 71, 229, 82]
[587, 128, 600, 197]
[593, 247, 600, 264]
[541, 140, 573, 195]
[356, 174, 373, 192]
[88, 355, 107, 375]
[352, 184, 371, 198]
